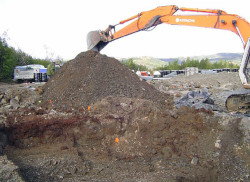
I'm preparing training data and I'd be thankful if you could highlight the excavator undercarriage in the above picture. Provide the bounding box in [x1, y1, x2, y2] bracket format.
[226, 90, 250, 113]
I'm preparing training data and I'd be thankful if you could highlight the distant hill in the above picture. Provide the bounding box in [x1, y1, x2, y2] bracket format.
[120, 56, 168, 70]
[119, 53, 243, 70]
[159, 53, 243, 64]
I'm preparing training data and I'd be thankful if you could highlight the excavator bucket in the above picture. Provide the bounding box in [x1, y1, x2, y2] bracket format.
[87, 31, 108, 52]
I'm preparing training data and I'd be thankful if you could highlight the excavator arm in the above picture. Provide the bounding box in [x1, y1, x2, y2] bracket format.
[87, 5, 250, 88]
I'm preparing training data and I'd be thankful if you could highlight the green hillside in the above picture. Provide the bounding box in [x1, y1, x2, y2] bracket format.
[131, 56, 168, 70]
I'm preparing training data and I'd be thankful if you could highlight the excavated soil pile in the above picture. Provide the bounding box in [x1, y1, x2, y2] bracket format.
[42, 50, 172, 111]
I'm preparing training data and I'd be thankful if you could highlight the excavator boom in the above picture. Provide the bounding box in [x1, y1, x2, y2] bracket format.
[87, 5, 250, 89]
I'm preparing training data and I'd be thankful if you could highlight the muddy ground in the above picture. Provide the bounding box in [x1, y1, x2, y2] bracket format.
[0, 52, 249, 182]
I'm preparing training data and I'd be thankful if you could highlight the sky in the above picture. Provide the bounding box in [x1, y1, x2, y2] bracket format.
[0, 0, 249, 60]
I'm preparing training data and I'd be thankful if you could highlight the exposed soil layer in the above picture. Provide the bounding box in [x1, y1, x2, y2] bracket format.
[0, 52, 249, 181]
[42, 51, 172, 111]
[4, 98, 250, 182]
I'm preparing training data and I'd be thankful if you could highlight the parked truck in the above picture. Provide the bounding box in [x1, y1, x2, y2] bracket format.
[13, 64, 47, 83]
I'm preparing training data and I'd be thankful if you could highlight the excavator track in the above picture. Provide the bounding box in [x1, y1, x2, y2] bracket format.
[214, 90, 250, 114]
[226, 91, 250, 113]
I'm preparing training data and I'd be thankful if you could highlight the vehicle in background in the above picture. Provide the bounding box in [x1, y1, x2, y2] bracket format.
[136, 71, 153, 81]
[13, 64, 48, 83]
[153, 70, 184, 79]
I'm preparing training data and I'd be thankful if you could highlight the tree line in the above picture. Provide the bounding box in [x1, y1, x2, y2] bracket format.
[122, 58, 239, 72]
[0, 37, 51, 81]
[121, 58, 148, 71]
[157, 58, 239, 70]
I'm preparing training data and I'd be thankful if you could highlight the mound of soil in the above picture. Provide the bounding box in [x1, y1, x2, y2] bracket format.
[42, 51, 172, 111]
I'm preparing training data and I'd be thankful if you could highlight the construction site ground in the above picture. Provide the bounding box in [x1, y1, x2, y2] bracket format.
[0, 51, 249, 182]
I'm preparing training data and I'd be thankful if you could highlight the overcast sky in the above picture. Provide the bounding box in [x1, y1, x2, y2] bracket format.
[0, 0, 249, 60]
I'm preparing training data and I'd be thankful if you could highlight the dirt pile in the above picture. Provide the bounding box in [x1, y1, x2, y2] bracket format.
[42, 51, 172, 111]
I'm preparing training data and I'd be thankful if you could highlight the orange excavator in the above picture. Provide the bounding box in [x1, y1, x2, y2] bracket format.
[87, 5, 250, 112]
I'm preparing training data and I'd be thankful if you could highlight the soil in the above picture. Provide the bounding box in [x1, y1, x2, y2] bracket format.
[42, 51, 172, 111]
[153, 72, 243, 99]
[0, 52, 249, 181]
